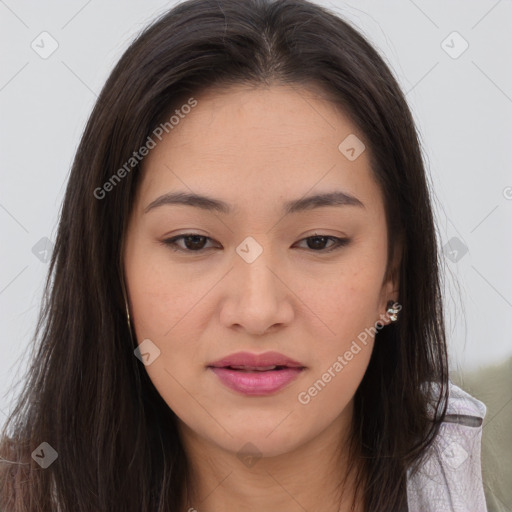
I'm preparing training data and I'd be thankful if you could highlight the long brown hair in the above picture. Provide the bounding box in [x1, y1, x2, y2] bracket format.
[0, 0, 448, 510]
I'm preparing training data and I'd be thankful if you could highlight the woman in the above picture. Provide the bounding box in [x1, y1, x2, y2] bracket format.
[0, 0, 487, 510]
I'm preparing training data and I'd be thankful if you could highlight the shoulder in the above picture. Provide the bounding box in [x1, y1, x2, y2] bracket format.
[406, 381, 488, 512]
[443, 380, 487, 421]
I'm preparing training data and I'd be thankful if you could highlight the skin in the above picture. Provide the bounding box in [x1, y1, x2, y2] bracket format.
[123, 83, 400, 512]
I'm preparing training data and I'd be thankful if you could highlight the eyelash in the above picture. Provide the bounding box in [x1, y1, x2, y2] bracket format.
[161, 233, 350, 254]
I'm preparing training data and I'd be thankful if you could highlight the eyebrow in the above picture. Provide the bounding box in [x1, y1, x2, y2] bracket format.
[143, 190, 365, 215]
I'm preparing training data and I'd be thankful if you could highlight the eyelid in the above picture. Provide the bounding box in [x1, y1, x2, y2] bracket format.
[161, 232, 351, 254]
[163, 234, 219, 252]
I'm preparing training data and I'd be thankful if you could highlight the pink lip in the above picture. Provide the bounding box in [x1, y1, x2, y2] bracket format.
[209, 367, 304, 395]
[207, 351, 304, 369]
[207, 351, 306, 396]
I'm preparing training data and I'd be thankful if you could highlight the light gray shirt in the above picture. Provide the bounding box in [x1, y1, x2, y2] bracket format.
[407, 381, 488, 511]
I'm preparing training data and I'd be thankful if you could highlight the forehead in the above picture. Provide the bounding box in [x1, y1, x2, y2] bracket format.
[135, 84, 384, 218]
[154, 83, 356, 154]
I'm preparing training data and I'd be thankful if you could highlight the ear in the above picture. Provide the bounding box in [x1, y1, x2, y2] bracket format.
[378, 235, 402, 325]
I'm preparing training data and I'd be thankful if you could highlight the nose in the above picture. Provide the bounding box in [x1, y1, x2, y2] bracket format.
[219, 247, 294, 336]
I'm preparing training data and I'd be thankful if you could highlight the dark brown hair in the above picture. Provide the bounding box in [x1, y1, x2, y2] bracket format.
[0, 0, 448, 510]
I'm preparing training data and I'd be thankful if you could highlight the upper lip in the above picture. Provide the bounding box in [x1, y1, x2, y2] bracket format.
[207, 351, 305, 369]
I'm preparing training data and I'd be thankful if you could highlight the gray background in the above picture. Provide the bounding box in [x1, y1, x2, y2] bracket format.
[1, 1, 511, 504]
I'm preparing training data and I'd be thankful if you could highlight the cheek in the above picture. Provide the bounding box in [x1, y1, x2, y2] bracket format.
[299, 239, 386, 389]
[300, 285, 377, 404]
[292, 268, 381, 430]
[128, 275, 208, 403]
[124, 240, 209, 400]
[126, 239, 208, 340]
[306, 248, 388, 345]
[295, 337, 373, 427]
[127, 265, 208, 426]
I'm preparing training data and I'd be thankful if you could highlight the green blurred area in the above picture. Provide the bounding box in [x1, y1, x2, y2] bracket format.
[452, 356, 512, 512]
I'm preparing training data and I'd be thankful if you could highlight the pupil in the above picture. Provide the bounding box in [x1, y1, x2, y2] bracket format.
[308, 236, 327, 250]
[185, 235, 205, 250]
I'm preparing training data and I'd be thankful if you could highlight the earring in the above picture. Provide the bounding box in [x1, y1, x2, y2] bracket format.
[386, 300, 400, 322]
[125, 299, 131, 331]
[121, 275, 134, 343]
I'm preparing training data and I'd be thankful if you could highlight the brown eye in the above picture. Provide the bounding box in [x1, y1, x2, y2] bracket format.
[161, 233, 350, 254]
[162, 234, 216, 252]
[295, 235, 350, 252]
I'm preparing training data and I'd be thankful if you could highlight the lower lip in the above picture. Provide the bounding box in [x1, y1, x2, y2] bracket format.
[208, 367, 304, 396]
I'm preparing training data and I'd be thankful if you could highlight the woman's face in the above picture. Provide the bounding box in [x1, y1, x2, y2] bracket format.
[123, 84, 398, 458]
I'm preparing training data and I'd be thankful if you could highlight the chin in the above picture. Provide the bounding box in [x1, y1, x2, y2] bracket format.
[220, 432, 304, 460]
[207, 414, 310, 457]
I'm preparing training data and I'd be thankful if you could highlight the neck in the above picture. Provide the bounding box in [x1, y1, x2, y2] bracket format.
[178, 403, 364, 512]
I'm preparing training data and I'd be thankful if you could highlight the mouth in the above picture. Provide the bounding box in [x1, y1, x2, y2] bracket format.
[206, 352, 306, 396]
[207, 350, 305, 370]
[214, 364, 302, 372]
